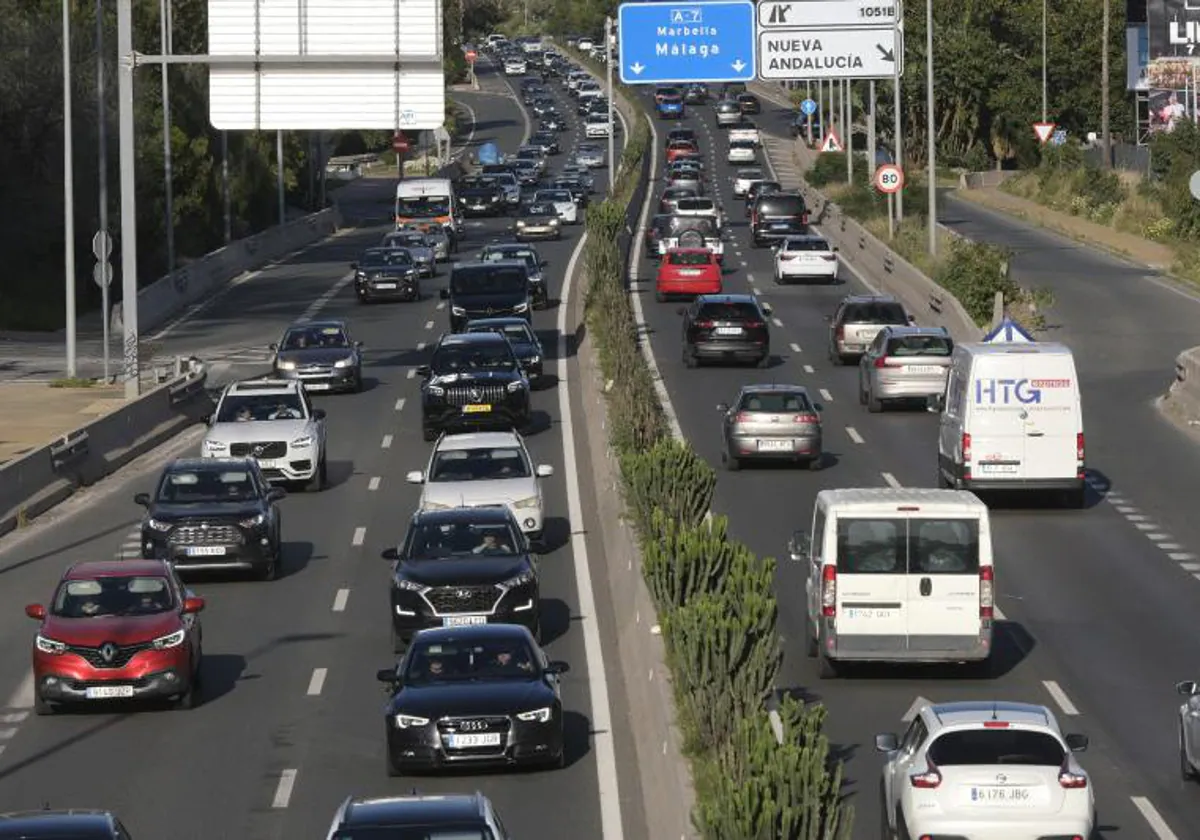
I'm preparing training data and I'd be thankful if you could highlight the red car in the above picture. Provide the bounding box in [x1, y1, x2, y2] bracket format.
[665, 140, 699, 163]
[655, 248, 722, 301]
[26, 559, 205, 714]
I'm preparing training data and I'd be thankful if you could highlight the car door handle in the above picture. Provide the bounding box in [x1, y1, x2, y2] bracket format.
[919, 577, 932, 597]
[1026, 430, 1044, 437]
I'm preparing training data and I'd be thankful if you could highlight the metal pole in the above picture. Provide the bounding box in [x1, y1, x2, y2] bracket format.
[160, 0, 174, 272]
[893, 54, 903, 219]
[97, 0, 111, 381]
[887, 192, 895, 239]
[606, 16, 615, 191]
[845, 79, 853, 183]
[868, 79, 877, 176]
[277, 130, 286, 226]
[805, 79, 813, 146]
[925, 0, 936, 256]
[117, 0, 141, 397]
[1041, 0, 1048, 123]
[63, 0, 77, 378]
[221, 131, 231, 243]
[1101, 0, 1111, 167]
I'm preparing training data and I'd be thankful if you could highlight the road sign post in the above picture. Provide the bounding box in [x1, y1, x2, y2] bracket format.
[92, 229, 114, 381]
[1033, 121, 1056, 144]
[617, 0, 757, 84]
[393, 133, 409, 178]
[755, 0, 904, 81]
[875, 163, 904, 241]
[801, 96, 816, 145]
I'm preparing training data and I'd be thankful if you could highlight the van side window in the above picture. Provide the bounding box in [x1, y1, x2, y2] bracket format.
[836, 518, 903, 573]
[811, 508, 826, 559]
[910, 519, 979, 574]
[945, 371, 963, 417]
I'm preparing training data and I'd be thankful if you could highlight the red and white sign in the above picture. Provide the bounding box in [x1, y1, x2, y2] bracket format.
[1033, 122, 1056, 144]
[874, 163, 904, 194]
[392, 134, 410, 154]
[819, 131, 843, 153]
[465, 50, 477, 63]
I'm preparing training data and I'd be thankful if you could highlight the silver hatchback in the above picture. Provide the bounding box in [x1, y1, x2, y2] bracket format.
[716, 385, 823, 470]
[827, 294, 912, 364]
[858, 326, 953, 412]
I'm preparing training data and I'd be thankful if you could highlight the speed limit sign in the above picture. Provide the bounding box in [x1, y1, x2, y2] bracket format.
[874, 164, 904, 194]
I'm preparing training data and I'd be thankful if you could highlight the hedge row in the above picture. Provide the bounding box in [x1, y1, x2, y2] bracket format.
[570, 49, 854, 839]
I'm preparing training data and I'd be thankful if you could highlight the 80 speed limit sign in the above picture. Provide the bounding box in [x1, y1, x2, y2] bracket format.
[874, 164, 904, 194]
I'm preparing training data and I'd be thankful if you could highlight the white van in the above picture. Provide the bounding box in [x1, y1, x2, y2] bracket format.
[792, 488, 994, 678]
[935, 342, 1085, 507]
[394, 177, 460, 237]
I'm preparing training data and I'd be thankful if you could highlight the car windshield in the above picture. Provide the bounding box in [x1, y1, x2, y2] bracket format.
[467, 322, 536, 345]
[843, 302, 908, 324]
[360, 248, 413, 266]
[669, 217, 716, 234]
[737, 391, 812, 412]
[481, 250, 537, 270]
[332, 827, 493, 840]
[406, 521, 522, 560]
[668, 251, 712, 266]
[397, 196, 450, 217]
[928, 730, 1066, 767]
[400, 223, 446, 239]
[432, 342, 518, 372]
[677, 199, 713, 212]
[697, 302, 760, 321]
[451, 266, 527, 295]
[759, 196, 806, 216]
[524, 203, 556, 216]
[281, 325, 350, 350]
[886, 335, 953, 356]
[517, 149, 540, 160]
[738, 169, 764, 181]
[785, 239, 831, 252]
[578, 144, 601, 154]
[537, 191, 572, 203]
[429, 446, 532, 482]
[402, 637, 540, 684]
[752, 182, 782, 195]
[730, 141, 755, 150]
[52, 575, 174, 618]
[157, 467, 258, 503]
[217, 392, 306, 422]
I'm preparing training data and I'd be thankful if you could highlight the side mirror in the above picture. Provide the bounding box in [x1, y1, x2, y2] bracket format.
[716, 402, 730, 412]
[267, 487, 287, 502]
[541, 260, 549, 267]
[787, 531, 811, 562]
[832, 246, 840, 253]
[381, 547, 401, 561]
[813, 403, 824, 413]
[439, 288, 450, 299]
[269, 343, 278, 351]
[1178, 680, 1200, 696]
[545, 660, 570, 675]
[183, 596, 206, 614]
[908, 314, 917, 324]
[200, 414, 212, 425]
[535, 464, 554, 478]
[355, 341, 364, 349]
[312, 408, 327, 420]
[349, 262, 358, 269]
[874, 732, 899, 753]
[24, 604, 46, 621]
[760, 302, 774, 316]
[928, 393, 946, 413]
[1064, 733, 1089, 752]
[415, 364, 431, 377]
[405, 470, 426, 484]
[376, 668, 400, 683]
[134, 492, 151, 507]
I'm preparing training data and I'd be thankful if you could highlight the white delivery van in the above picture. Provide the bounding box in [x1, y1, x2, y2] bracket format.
[792, 488, 994, 678]
[935, 342, 1085, 507]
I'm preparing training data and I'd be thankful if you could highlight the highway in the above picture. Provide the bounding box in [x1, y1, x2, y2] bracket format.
[630, 86, 1196, 838]
[0, 63, 628, 839]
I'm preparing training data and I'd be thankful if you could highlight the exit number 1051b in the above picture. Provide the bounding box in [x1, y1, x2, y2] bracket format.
[859, 6, 896, 18]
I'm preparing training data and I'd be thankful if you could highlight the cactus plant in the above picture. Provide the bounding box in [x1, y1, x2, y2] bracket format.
[619, 438, 716, 535]
[641, 511, 736, 612]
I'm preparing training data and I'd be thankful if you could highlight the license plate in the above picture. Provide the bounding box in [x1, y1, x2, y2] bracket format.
[903, 365, 941, 374]
[979, 462, 1019, 474]
[771, 222, 791, 229]
[715, 327, 743, 336]
[304, 382, 331, 391]
[86, 685, 134, 699]
[758, 439, 793, 451]
[443, 615, 487, 626]
[374, 282, 398, 289]
[257, 459, 280, 468]
[186, 546, 227, 556]
[677, 269, 702, 276]
[970, 786, 1033, 803]
[462, 404, 492, 414]
[448, 732, 502, 748]
[844, 608, 896, 619]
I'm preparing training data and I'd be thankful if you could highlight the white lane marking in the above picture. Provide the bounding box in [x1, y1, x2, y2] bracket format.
[394, 398, 406, 411]
[272, 769, 298, 809]
[819, 388, 833, 402]
[747, 273, 755, 283]
[1131, 796, 1179, 840]
[1125, 514, 1149, 521]
[407, 368, 417, 379]
[1148, 533, 1171, 541]
[298, 273, 355, 321]
[0, 728, 17, 740]
[1114, 505, 1137, 514]
[0, 712, 28, 724]
[416, 341, 427, 352]
[740, 259, 749, 267]
[803, 364, 814, 373]
[368, 476, 381, 491]
[846, 426, 864, 444]
[1042, 680, 1079, 715]
[436, 301, 446, 310]
[1133, 523, 1156, 531]
[424, 320, 434, 330]
[332, 588, 350, 612]
[351, 527, 366, 547]
[789, 342, 801, 353]
[4, 675, 33, 711]
[771, 316, 783, 327]
[381, 435, 393, 448]
[306, 668, 327, 696]
[993, 606, 1007, 621]
[881, 472, 901, 489]
[1171, 552, 1198, 562]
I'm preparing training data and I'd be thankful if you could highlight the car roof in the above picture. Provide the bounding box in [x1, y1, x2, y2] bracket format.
[696, 294, 758, 305]
[0, 810, 115, 834]
[466, 317, 534, 331]
[167, 456, 257, 471]
[412, 623, 534, 645]
[225, 378, 302, 396]
[925, 701, 1057, 732]
[840, 294, 901, 305]
[66, 559, 170, 579]
[338, 794, 486, 828]
[412, 506, 518, 527]
[436, 331, 509, 347]
[666, 247, 716, 256]
[879, 325, 949, 338]
[740, 383, 809, 395]
[782, 234, 828, 243]
[434, 431, 523, 451]
[285, 318, 345, 330]
[735, 169, 764, 177]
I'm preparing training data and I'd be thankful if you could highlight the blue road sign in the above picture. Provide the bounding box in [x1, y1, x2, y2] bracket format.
[1051, 129, 1067, 146]
[617, 1, 757, 85]
[800, 98, 817, 116]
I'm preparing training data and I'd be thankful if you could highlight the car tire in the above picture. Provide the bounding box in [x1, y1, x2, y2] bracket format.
[683, 346, 698, 368]
[867, 388, 883, 413]
[1063, 486, 1086, 509]
[256, 551, 279, 582]
[1181, 727, 1196, 781]
[655, 291, 666, 303]
[33, 692, 55, 716]
[805, 617, 819, 658]
[392, 626, 406, 654]
[724, 451, 740, 471]
[306, 457, 326, 492]
[808, 454, 823, 471]
[756, 354, 770, 368]
[879, 781, 898, 839]
[818, 650, 839, 679]
[174, 670, 201, 710]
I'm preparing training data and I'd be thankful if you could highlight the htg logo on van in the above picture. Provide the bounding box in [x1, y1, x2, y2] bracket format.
[975, 378, 1042, 405]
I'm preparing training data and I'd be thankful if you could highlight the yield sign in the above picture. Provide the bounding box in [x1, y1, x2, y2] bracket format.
[820, 131, 843, 153]
[1033, 122, 1056, 144]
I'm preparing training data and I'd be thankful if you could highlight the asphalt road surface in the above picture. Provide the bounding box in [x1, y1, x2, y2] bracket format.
[0, 64, 632, 839]
[631, 88, 1196, 839]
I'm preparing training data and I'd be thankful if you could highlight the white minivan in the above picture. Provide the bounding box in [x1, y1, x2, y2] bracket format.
[792, 488, 994, 678]
[934, 342, 1085, 507]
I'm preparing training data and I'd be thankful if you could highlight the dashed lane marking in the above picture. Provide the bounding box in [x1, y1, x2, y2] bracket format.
[306, 668, 327, 696]
[771, 317, 783, 328]
[351, 527, 366, 547]
[381, 435, 393, 449]
[424, 320, 434, 330]
[1130, 796, 1179, 840]
[1042, 680, 1079, 715]
[271, 769, 298, 809]
[394, 398, 406, 411]
[789, 342, 801, 353]
[803, 364, 815, 373]
[416, 341, 427, 352]
[368, 476, 381, 491]
[407, 369, 417, 379]
[819, 388, 833, 402]
[332, 589, 350, 612]
[881, 472, 901, 488]
[846, 426, 864, 444]
[436, 301, 446, 310]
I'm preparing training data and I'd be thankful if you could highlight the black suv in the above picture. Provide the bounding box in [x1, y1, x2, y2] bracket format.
[381, 507, 541, 650]
[680, 294, 773, 368]
[328, 793, 512, 837]
[0, 810, 133, 838]
[442, 261, 532, 332]
[417, 332, 531, 440]
[750, 192, 810, 247]
[457, 177, 505, 217]
[135, 457, 286, 580]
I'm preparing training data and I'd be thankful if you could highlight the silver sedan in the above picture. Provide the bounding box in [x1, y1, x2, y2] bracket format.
[858, 326, 953, 412]
[716, 384, 823, 471]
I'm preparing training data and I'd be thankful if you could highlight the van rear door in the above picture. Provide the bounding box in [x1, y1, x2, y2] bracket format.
[1020, 355, 1080, 481]
[834, 517, 907, 653]
[904, 516, 982, 651]
[967, 357, 1033, 480]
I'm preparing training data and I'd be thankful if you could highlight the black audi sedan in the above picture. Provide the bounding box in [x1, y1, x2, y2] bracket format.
[350, 247, 421, 302]
[135, 457, 285, 580]
[0, 809, 134, 838]
[270, 320, 364, 393]
[382, 507, 540, 650]
[376, 624, 567, 774]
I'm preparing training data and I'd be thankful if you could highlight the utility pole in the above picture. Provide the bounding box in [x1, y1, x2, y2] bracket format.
[277, 130, 286, 226]
[845, 79, 853, 183]
[221, 132, 232, 243]
[63, 0, 78, 378]
[160, 0, 175, 271]
[867, 79, 876, 175]
[892, 5, 904, 220]
[1101, 0, 1111, 167]
[1041, 0, 1048, 123]
[97, 0, 111, 381]
[925, 0, 937, 256]
[605, 16, 615, 191]
[117, 0, 141, 397]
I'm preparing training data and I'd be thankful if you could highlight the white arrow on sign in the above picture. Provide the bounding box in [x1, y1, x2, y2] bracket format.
[901, 695, 932, 723]
[629, 62, 645, 75]
[732, 59, 747, 72]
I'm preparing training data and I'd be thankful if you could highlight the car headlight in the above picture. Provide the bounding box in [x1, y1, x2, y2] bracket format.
[276, 360, 296, 371]
[152, 629, 186, 650]
[506, 379, 527, 393]
[36, 635, 65, 655]
[514, 495, 540, 510]
[516, 220, 526, 227]
[239, 513, 265, 527]
[333, 357, 355, 368]
[513, 302, 529, 314]
[451, 305, 465, 316]
[291, 435, 313, 448]
[500, 569, 536, 589]
[528, 355, 541, 364]
[394, 577, 428, 593]
[549, 218, 559, 226]
[426, 384, 445, 397]
[145, 517, 172, 532]
[394, 713, 430, 729]
[517, 706, 552, 723]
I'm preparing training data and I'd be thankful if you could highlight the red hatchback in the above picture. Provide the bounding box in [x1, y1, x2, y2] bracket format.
[26, 559, 205, 714]
[665, 140, 699, 163]
[656, 248, 722, 301]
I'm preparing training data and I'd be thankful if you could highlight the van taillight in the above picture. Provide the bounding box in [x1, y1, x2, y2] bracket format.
[873, 356, 889, 368]
[1076, 432, 1086, 477]
[821, 565, 836, 617]
[801, 212, 810, 225]
[909, 761, 942, 789]
[979, 566, 994, 620]
[835, 325, 845, 341]
[961, 432, 972, 480]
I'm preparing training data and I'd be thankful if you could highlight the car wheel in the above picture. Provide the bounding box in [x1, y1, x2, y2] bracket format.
[1181, 728, 1196, 781]
[858, 377, 868, 405]
[808, 454, 823, 471]
[1062, 486, 1086, 509]
[655, 291, 665, 303]
[879, 780, 897, 839]
[805, 616, 819, 658]
[756, 354, 770, 368]
[256, 551, 278, 581]
[724, 452, 741, 471]
[412, 282, 421, 301]
[818, 650, 839, 679]
[173, 671, 201, 710]
[867, 388, 883, 413]
[305, 457, 326, 492]
[392, 626, 406, 654]
[33, 692, 55, 716]
[352, 373, 364, 393]
[683, 346, 698, 368]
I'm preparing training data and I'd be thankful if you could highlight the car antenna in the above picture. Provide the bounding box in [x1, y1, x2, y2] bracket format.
[42, 801, 51, 810]
[991, 702, 999, 721]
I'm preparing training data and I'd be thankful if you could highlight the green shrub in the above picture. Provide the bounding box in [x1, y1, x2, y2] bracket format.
[807, 152, 847, 187]
[933, 240, 1019, 327]
[642, 511, 739, 612]
[619, 438, 715, 534]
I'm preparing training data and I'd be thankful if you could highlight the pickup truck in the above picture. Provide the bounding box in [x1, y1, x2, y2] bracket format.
[657, 217, 725, 263]
[673, 197, 724, 230]
[728, 121, 760, 146]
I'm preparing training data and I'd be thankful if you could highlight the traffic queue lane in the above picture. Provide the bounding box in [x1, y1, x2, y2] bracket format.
[631, 89, 1180, 838]
[0, 68, 614, 839]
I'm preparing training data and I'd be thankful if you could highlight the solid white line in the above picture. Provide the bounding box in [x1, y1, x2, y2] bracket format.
[394, 397, 406, 411]
[306, 668, 327, 696]
[846, 426, 864, 444]
[272, 769, 298, 809]
[4, 674, 34, 710]
[424, 320, 434, 330]
[771, 316, 783, 327]
[881, 472, 901, 488]
[351, 527, 366, 547]
[789, 342, 801, 353]
[1131, 796, 1179, 840]
[818, 388, 833, 402]
[381, 434, 393, 448]
[368, 476, 381, 491]
[332, 588, 350, 612]
[1042, 680, 1079, 715]
[0, 712, 28, 724]
[803, 364, 814, 373]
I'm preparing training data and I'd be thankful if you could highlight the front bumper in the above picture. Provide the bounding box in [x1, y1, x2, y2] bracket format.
[462, 201, 504, 216]
[390, 586, 540, 642]
[356, 278, 420, 301]
[690, 339, 768, 363]
[34, 648, 194, 705]
[516, 225, 561, 240]
[385, 711, 563, 770]
[273, 365, 360, 392]
[727, 434, 821, 461]
[200, 447, 317, 482]
[141, 524, 275, 571]
[422, 396, 531, 434]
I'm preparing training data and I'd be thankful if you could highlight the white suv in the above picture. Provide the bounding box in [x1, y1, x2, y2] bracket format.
[202, 379, 328, 491]
[405, 431, 553, 542]
[584, 114, 610, 139]
[876, 700, 1094, 840]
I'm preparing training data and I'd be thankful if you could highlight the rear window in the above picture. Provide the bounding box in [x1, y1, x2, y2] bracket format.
[718, 101, 740, 112]
[843, 302, 908, 324]
[835, 518, 979, 574]
[669, 251, 712, 266]
[785, 239, 830, 252]
[928, 730, 1065, 767]
[677, 199, 714, 212]
[886, 335, 953, 356]
[737, 392, 812, 412]
[697, 301, 760, 321]
[757, 195, 807, 217]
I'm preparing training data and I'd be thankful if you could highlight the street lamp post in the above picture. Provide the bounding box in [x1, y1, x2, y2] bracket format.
[925, 0, 937, 256]
[63, 0, 78, 378]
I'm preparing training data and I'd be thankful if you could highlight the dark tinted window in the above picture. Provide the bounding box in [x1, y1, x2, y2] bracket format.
[756, 195, 807, 217]
[332, 825, 493, 839]
[737, 392, 813, 413]
[835, 518, 979, 574]
[784, 238, 831, 252]
[360, 248, 414, 266]
[842, 302, 908, 324]
[696, 301, 760, 321]
[466, 321, 535, 344]
[431, 341, 517, 374]
[157, 465, 258, 503]
[676, 199, 714, 212]
[402, 635, 539, 684]
[837, 519, 904, 574]
[928, 730, 1065, 767]
[668, 251, 713, 266]
[668, 217, 716, 234]
[451, 266, 527, 295]
[886, 335, 953, 357]
[911, 519, 979, 574]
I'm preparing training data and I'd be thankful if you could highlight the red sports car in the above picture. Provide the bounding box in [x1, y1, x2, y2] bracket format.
[655, 248, 722, 301]
[665, 140, 699, 164]
[26, 559, 205, 714]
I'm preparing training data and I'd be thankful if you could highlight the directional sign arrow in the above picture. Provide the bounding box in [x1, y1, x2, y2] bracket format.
[732, 59, 747, 72]
[901, 696, 932, 723]
[877, 43, 895, 62]
[630, 62, 645, 75]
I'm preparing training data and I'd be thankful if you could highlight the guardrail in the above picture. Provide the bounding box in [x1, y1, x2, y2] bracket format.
[0, 362, 215, 538]
[1163, 346, 1200, 424]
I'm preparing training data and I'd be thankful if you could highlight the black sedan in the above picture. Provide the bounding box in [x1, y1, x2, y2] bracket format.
[539, 115, 568, 133]
[528, 131, 561, 156]
[270, 319, 365, 393]
[377, 624, 568, 774]
[465, 316, 546, 382]
[350, 247, 421, 302]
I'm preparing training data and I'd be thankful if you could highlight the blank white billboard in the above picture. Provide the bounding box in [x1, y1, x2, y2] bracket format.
[207, 0, 446, 130]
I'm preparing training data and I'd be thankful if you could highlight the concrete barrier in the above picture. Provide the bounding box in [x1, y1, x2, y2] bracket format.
[0, 365, 215, 538]
[959, 170, 1021, 190]
[1161, 346, 1200, 425]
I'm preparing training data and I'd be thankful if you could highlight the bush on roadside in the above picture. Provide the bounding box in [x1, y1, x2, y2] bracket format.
[934, 239, 1020, 327]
